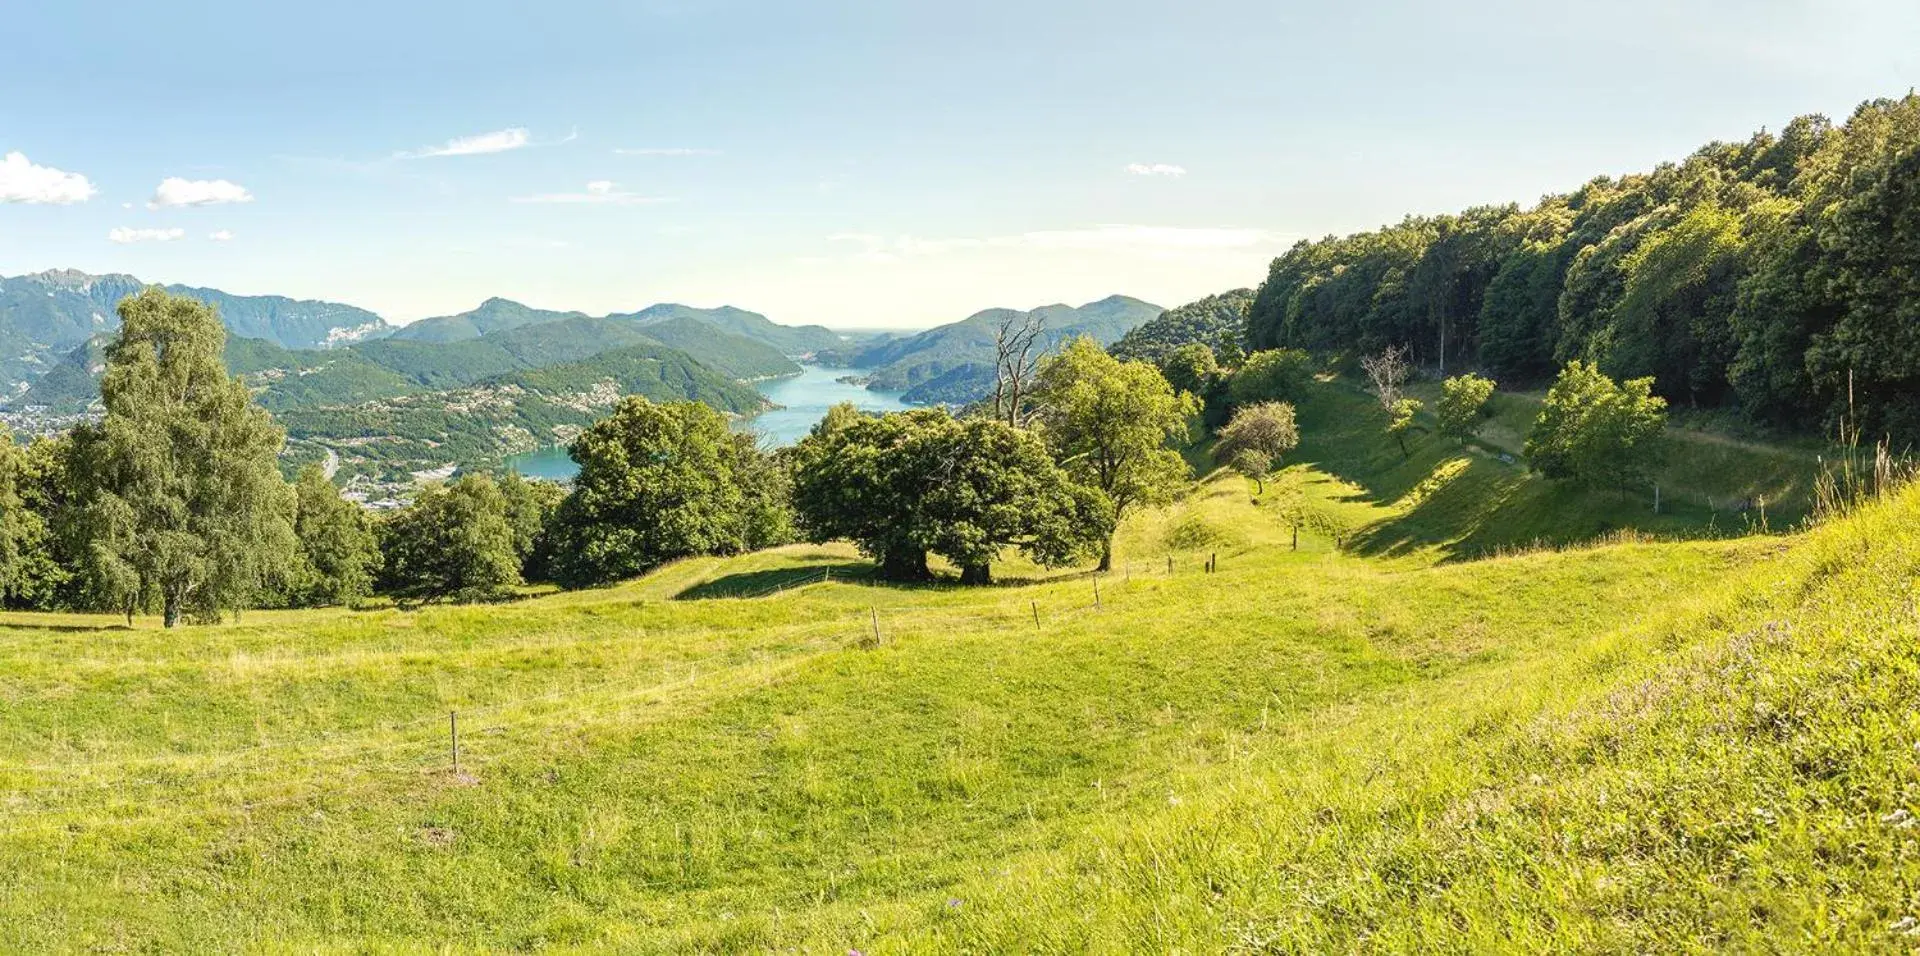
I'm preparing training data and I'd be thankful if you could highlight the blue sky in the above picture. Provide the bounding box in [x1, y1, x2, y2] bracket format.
[3, 0, 1916, 328]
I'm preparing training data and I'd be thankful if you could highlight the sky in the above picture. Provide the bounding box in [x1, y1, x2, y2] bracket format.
[3, 0, 1917, 329]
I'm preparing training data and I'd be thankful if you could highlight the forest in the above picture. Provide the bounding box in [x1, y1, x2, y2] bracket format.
[1247, 94, 1920, 443]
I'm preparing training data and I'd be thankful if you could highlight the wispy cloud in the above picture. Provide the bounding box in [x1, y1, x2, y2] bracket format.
[613, 147, 720, 156]
[149, 177, 254, 208]
[209, 229, 235, 242]
[1125, 163, 1187, 177]
[511, 180, 669, 205]
[109, 227, 186, 244]
[819, 225, 1279, 264]
[0, 151, 97, 204]
[398, 127, 531, 159]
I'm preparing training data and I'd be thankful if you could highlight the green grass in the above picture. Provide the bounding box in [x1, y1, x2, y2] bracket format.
[2, 418, 1916, 951]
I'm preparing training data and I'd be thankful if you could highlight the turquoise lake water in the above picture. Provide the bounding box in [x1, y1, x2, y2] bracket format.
[504, 364, 912, 480]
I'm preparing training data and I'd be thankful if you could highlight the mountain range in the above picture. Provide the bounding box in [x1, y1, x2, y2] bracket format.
[0, 269, 388, 396]
[822, 294, 1165, 404]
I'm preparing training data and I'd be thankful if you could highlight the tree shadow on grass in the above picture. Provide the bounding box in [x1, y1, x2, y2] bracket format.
[674, 562, 871, 601]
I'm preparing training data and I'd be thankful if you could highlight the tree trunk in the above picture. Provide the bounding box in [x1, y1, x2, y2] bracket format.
[1097, 537, 1113, 573]
[959, 563, 992, 586]
[878, 548, 930, 581]
[162, 592, 181, 629]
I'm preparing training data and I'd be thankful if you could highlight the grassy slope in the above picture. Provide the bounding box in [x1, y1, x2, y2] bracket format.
[2, 409, 1914, 950]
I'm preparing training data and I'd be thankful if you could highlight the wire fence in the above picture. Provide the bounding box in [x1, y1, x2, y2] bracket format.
[0, 555, 1253, 826]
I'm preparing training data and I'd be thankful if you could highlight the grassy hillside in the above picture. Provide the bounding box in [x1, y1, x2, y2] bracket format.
[2, 398, 1911, 949]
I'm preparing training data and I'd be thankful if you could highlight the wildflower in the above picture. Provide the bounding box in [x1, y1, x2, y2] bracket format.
[947, 898, 963, 909]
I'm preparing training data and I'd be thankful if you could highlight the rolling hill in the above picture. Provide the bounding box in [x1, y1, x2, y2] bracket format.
[385, 297, 591, 344]
[0, 380, 1907, 948]
[830, 294, 1163, 403]
[613, 303, 845, 356]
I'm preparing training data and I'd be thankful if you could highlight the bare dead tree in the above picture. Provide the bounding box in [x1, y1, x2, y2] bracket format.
[992, 312, 1047, 428]
[1360, 344, 1411, 411]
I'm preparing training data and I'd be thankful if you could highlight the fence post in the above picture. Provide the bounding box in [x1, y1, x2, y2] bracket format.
[869, 607, 882, 646]
[1031, 600, 1039, 628]
[1094, 579, 1101, 608]
[1210, 552, 1217, 573]
[1166, 555, 1173, 575]
[450, 710, 459, 774]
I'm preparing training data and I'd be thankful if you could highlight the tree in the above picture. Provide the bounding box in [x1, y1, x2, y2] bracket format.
[1230, 448, 1272, 495]
[1216, 401, 1300, 467]
[542, 398, 788, 588]
[1158, 343, 1221, 400]
[1158, 343, 1227, 427]
[1031, 337, 1198, 571]
[907, 417, 1110, 584]
[286, 465, 380, 607]
[498, 470, 566, 580]
[990, 312, 1047, 428]
[1387, 398, 1423, 457]
[0, 429, 59, 607]
[1525, 361, 1669, 491]
[64, 288, 297, 626]
[1360, 345, 1413, 411]
[788, 407, 1108, 582]
[1227, 349, 1313, 407]
[377, 473, 522, 602]
[1436, 374, 1497, 442]
[0, 435, 72, 609]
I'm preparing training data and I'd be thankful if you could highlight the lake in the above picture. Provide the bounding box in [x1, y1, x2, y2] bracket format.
[504, 364, 913, 480]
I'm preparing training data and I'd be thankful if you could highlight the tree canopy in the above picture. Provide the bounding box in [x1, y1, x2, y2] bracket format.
[1031, 337, 1197, 570]
[1437, 374, 1497, 442]
[63, 288, 297, 626]
[1525, 361, 1669, 490]
[1244, 95, 1920, 443]
[377, 473, 523, 603]
[789, 405, 1108, 581]
[542, 397, 789, 588]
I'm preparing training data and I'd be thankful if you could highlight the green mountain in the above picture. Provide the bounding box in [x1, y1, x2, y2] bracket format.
[385, 298, 589, 344]
[834, 294, 1163, 403]
[1109, 289, 1254, 365]
[276, 341, 769, 480]
[613, 303, 844, 355]
[622, 316, 800, 380]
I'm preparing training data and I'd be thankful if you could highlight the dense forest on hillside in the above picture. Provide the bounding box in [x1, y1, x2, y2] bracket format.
[1248, 95, 1920, 442]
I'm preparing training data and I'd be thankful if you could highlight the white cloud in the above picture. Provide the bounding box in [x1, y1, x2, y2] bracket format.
[511, 180, 668, 205]
[109, 227, 186, 244]
[0, 151, 98, 204]
[399, 127, 530, 159]
[149, 177, 254, 208]
[612, 147, 720, 156]
[209, 229, 235, 242]
[1125, 163, 1188, 177]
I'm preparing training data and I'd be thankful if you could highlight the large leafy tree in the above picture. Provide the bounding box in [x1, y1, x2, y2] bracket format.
[1031, 337, 1197, 571]
[1525, 361, 1669, 491]
[789, 406, 945, 579]
[542, 398, 788, 587]
[907, 417, 1109, 584]
[0, 429, 59, 607]
[286, 465, 381, 607]
[377, 473, 522, 602]
[65, 289, 297, 626]
[498, 470, 566, 581]
[1436, 374, 1497, 442]
[788, 406, 1107, 582]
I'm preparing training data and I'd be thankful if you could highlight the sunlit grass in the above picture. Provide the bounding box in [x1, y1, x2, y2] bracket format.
[0, 422, 1910, 950]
